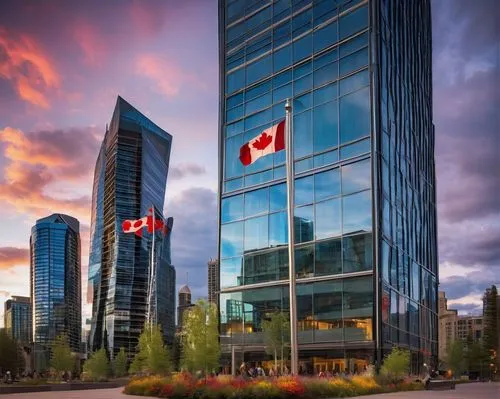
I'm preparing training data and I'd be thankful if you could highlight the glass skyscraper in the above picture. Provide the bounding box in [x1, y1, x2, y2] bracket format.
[30, 214, 81, 370]
[4, 296, 32, 345]
[218, 0, 437, 373]
[88, 96, 176, 357]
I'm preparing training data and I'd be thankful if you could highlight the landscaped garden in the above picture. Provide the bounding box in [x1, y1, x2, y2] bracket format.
[124, 373, 423, 398]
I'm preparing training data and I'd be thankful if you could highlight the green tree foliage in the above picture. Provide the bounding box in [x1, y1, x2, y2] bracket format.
[446, 340, 465, 378]
[380, 347, 410, 383]
[129, 323, 170, 375]
[113, 347, 128, 377]
[181, 299, 220, 376]
[262, 311, 290, 373]
[0, 330, 24, 373]
[466, 341, 489, 377]
[483, 285, 498, 368]
[51, 334, 74, 376]
[83, 348, 110, 381]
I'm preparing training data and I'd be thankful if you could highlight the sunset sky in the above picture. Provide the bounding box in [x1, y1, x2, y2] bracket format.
[0, 0, 498, 327]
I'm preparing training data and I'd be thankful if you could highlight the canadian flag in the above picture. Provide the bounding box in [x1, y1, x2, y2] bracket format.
[122, 208, 170, 237]
[239, 120, 285, 166]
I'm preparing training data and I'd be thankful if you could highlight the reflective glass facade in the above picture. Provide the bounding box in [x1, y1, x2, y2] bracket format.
[88, 97, 175, 356]
[218, 0, 437, 372]
[30, 214, 81, 358]
[4, 296, 32, 345]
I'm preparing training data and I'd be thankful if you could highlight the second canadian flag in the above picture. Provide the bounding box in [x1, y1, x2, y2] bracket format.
[239, 120, 285, 166]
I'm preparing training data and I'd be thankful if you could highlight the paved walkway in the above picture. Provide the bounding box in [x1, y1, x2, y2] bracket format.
[0, 382, 498, 398]
[353, 382, 500, 399]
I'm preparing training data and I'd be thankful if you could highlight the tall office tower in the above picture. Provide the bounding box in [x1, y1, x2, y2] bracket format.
[4, 296, 32, 344]
[177, 285, 193, 328]
[218, 0, 437, 373]
[208, 258, 220, 304]
[31, 214, 81, 370]
[88, 96, 175, 357]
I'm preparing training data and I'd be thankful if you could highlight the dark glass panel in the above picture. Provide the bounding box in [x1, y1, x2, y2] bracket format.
[342, 233, 372, 273]
[315, 238, 342, 275]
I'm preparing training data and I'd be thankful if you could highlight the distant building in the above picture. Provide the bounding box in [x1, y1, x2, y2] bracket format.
[30, 213, 81, 371]
[177, 285, 193, 328]
[438, 291, 484, 360]
[4, 296, 31, 344]
[87, 96, 175, 357]
[208, 259, 219, 305]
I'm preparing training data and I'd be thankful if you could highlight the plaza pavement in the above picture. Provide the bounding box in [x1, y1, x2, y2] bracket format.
[0, 381, 498, 398]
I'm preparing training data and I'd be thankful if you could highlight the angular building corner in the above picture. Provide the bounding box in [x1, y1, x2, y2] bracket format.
[218, 0, 437, 374]
[87, 96, 176, 357]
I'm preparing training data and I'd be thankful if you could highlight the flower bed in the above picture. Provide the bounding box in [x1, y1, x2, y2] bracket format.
[124, 374, 423, 398]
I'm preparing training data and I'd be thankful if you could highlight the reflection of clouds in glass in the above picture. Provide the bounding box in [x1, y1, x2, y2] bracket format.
[221, 222, 243, 258]
[220, 257, 243, 288]
[342, 159, 371, 194]
[342, 190, 372, 234]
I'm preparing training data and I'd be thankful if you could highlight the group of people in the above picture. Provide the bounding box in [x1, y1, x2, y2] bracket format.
[237, 362, 369, 379]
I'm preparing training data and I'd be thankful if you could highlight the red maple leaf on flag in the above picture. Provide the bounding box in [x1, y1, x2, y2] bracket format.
[252, 132, 273, 150]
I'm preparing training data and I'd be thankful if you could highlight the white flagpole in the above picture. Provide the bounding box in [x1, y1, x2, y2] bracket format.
[285, 98, 298, 375]
[148, 205, 156, 329]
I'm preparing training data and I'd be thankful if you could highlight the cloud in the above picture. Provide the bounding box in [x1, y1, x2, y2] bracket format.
[135, 54, 206, 98]
[166, 187, 217, 299]
[0, 247, 29, 270]
[0, 126, 100, 219]
[0, 290, 10, 297]
[0, 27, 60, 108]
[73, 22, 107, 67]
[169, 163, 206, 180]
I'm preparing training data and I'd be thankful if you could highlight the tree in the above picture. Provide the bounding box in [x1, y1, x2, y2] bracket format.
[483, 285, 498, 369]
[446, 340, 465, 378]
[262, 311, 290, 373]
[113, 347, 128, 377]
[83, 348, 110, 381]
[466, 341, 488, 378]
[51, 334, 74, 377]
[129, 323, 170, 375]
[181, 299, 220, 376]
[380, 347, 410, 383]
[0, 330, 24, 374]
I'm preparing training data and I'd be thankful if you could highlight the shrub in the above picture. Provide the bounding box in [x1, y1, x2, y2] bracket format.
[350, 375, 382, 395]
[83, 348, 110, 382]
[380, 347, 410, 383]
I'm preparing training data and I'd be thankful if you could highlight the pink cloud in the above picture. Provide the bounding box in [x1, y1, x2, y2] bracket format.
[73, 22, 107, 67]
[135, 54, 206, 98]
[0, 27, 60, 108]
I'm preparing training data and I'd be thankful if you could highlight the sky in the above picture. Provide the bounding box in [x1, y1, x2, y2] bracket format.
[0, 0, 498, 327]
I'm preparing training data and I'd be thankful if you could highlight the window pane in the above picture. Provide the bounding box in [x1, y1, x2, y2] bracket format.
[221, 221, 244, 258]
[340, 137, 370, 160]
[244, 216, 269, 251]
[313, 21, 338, 53]
[343, 276, 373, 341]
[313, 149, 338, 168]
[313, 81, 337, 106]
[315, 198, 341, 239]
[246, 77, 271, 100]
[342, 190, 371, 234]
[313, 61, 338, 88]
[227, 68, 245, 94]
[295, 175, 314, 206]
[294, 109, 313, 158]
[294, 91, 312, 112]
[339, 5, 368, 40]
[342, 158, 371, 194]
[339, 87, 370, 144]
[339, 47, 368, 76]
[293, 33, 312, 62]
[269, 211, 288, 247]
[221, 257, 243, 288]
[343, 233, 373, 273]
[221, 194, 244, 223]
[245, 187, 269, 217]
[247, 54, 272, 85]
[314, 280, 343, 342]
[339, 68, 369, 96]
[315, 238, 341, 276]
[313, 100, 338, 152]
[244, 251, 278, 285]
[225, 134, 244, 179]
[295, 205, 314, 243]
[295, 244, 314, 278]
[381, 240, 390, 283]
[315, 167, 340, 201]
[339, 31, 368, 58]
[297, 284, 314, 343]
[270, 183, 287, 211]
